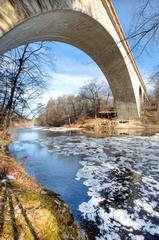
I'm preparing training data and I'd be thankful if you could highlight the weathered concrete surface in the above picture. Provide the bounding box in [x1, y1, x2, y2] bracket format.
[0, 0, 149, 119]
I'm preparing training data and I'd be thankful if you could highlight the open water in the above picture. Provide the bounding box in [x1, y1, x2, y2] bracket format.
[9, 127, 159, 240]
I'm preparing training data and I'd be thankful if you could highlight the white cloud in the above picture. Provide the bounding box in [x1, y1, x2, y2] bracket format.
[31, 44, 107, 106]
[35, 73, 97, 105]
[40, 89, 73, 103]
[55, 56, 101, 75]
[49, 72, 93, 90]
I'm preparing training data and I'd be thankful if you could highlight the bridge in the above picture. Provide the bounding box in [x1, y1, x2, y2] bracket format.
[0, 0, 149, 119]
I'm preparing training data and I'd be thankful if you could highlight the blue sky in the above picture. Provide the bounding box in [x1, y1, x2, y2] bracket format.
[39, 1, 158, 104]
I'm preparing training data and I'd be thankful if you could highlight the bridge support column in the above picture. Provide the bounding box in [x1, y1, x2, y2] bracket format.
[116, 101, 139, 120]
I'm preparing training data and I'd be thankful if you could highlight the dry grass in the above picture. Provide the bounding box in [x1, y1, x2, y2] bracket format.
[0, 132, 83, 240]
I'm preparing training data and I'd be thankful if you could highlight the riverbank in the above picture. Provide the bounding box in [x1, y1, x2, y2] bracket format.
[63, 118, 159, 136]
[0, 131, 83, 240]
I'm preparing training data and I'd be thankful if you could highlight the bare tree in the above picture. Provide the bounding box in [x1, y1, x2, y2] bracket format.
[151, 70, 159, 101]
[128, 0, 159, 55]
[79, 79, 106, 119]
[36, 78, 113, 127]
[0, 42, 52, 129]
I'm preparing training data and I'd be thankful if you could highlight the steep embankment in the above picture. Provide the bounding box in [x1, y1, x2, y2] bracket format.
[0, 132, 83, 240]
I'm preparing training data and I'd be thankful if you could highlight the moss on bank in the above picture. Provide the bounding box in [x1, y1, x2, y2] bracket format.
[0, 132, 83, 240]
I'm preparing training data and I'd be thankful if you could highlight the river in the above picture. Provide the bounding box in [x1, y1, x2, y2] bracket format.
[9, 127, 159, 240]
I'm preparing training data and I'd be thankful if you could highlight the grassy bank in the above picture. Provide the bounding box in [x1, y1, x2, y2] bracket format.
[0, 132, 83, 240]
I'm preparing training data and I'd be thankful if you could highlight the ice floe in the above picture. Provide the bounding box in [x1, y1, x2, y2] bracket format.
[40, 134, 159, 239]
[30, 126, 80, 132]
[10, 130, 159, 239]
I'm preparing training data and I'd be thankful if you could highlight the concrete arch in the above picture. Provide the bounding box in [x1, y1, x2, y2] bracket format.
[0, 0, 148, 119]
[139, 86, 142, 112]
[143, 94, 147, 104]
[139, 86, 142, 100]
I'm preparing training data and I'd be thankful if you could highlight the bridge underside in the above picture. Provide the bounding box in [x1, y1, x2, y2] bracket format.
[0, 0, 148, 119]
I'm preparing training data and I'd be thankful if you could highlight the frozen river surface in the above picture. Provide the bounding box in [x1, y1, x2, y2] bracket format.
[9, 127, 159, 240]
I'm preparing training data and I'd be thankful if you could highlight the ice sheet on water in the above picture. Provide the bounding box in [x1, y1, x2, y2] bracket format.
[30, 126, 44, 130]
[36, 133, 159, 239]
[30, 126, 80, 132]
